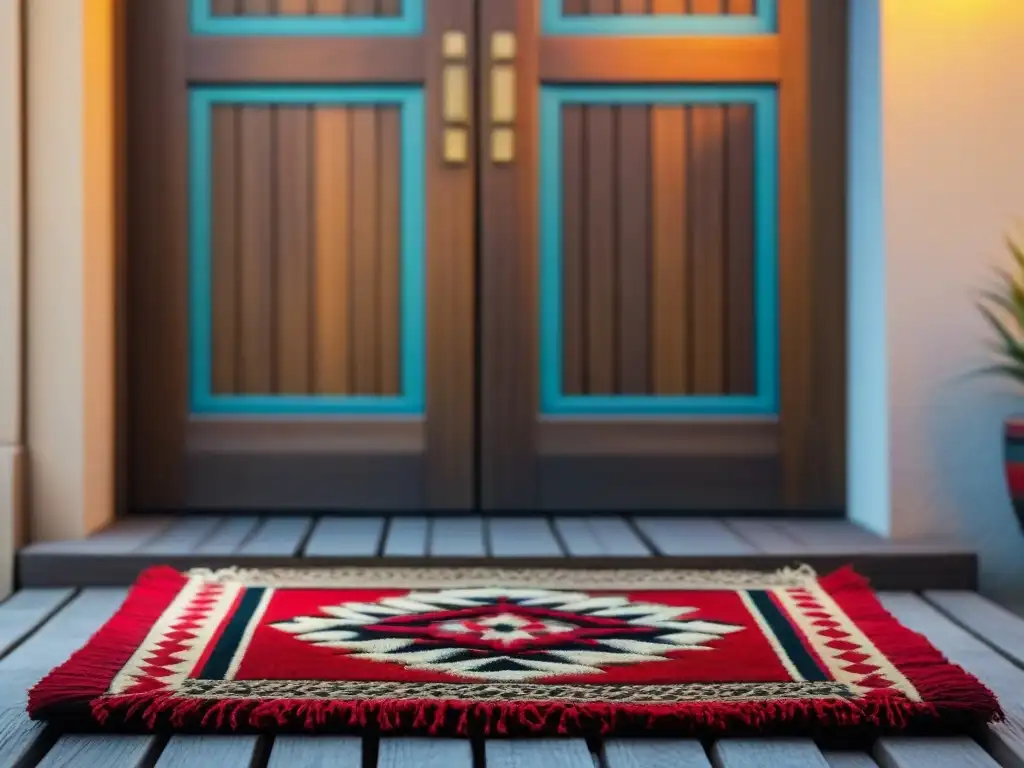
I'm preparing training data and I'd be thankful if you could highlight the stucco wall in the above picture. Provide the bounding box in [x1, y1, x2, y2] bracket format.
[0, 0, 24, 598]
[25, 0, 118, 542]
[850, 0, 1024, 596]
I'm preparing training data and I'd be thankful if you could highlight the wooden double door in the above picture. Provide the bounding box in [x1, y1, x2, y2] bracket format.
[126, 0, 846, 513]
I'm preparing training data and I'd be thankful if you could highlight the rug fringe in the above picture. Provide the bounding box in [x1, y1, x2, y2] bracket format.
[820, 565, 1004, 724]
[28, 566, 189, 717]
[88, 687, 995, 738]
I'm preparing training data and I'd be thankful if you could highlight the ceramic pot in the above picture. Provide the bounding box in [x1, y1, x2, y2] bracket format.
[1005, 418, 1024, 530]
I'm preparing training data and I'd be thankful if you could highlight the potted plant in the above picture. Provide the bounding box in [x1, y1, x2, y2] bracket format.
[978, 232, 1024, 529]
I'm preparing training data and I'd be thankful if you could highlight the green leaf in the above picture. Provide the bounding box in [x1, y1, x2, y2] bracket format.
[1008, 234, 1024, 274]
[976, 363, 1024, 386]
[978, 303, 1019, 348]
[982, 289, 1024, 331]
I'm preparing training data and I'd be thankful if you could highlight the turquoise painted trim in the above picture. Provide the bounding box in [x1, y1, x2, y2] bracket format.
[538, 85, 779, 416]
[190, 0, 423, 36]
[542, 0, 775, 35]
[188, 85, 426, 416]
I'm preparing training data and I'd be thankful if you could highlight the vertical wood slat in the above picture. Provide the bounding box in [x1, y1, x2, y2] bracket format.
[314, 108, 351, 394]
[567, 0, 766, 14]
[425, 0, 475, 508]
[562, 1, 587, 19]
[726, 0, 755, 16]
[726, 104, 756, 393]
[561, 106, 585, 395]
[241, 0, 272, 17]
[127, 0, 190, 509]
[690, 0, 725, 14]
[807, 0, 849, 507]
[651, 105, 688, 393]
[277, 0, 310, 14]
[584, 102, 616, 394]
[211, 107, 238, 394]
[777, 0, 814, 505]
[315, 1, 350, 14]
[616, 104, 651, 394]
[350, 108, 380, 394]
[210, 0, 239, 17]
[689, 105, 726, 394]
[274, 106, 312, 394]
[347, 0, 379, 16]
[238, 106, 274, 394]
[215, 0, 406, 17]
[377, 108, 402, 395]
[652, 0, 687, 14]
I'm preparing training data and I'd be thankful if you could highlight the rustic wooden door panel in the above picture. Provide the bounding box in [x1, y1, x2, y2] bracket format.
[128, 0, 476, 512]
[478, 0, 845, 511]
[196, 94, 416, 409]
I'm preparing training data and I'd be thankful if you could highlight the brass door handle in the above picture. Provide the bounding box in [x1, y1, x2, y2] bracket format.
[490, 31, 516, 164]
[441, 31, 469, 164]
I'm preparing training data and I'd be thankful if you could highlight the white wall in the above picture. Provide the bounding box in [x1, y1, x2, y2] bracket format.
[852, 0, 1024, 596]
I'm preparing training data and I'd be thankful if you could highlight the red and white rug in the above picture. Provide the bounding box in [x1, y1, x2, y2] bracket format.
[28, 565, 1002, 737]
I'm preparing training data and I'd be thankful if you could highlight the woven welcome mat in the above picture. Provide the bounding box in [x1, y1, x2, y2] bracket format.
[29, 565, 1002, 738]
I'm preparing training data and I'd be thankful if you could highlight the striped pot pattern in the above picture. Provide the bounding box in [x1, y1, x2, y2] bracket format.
[1006, 419, 1024, 530]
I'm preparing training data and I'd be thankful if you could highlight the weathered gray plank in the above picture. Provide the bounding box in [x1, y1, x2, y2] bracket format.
[604, 739, 711, 767]
[0, 589, 129, 768]
[194, 516, 260, 554]
[486, 740, 593, 768]
[0, 589, 75, 659]
[0, 590, 127, 702]
[553, 518, 603, 556]
[155, 736, 262, 768]
[382, 517, 429, 557]
[377, 738, 473, 768]
[777, 520, 888, 551]
[554, 517, 651, 557]
[924, 590, 1024, 669]
[488, 518, 564, 557]
[136, 516, 223, 554]
[822, 751, 880, 768]
[634, 519, 755, 556]
[36, 734, 161, 768]
[873, 738, 999, 768]
[302, 517, 384, 557]
[725, 519, 805, 554]
[267, 735, 363, 767]
[589, 517, 653, 556]
[430, 517, 487, 557]
[711, 740, 830, 768]
[588, 517, 652, 556]
[0, 708, 52, 768]
[236, 517, 313, 556]
[878, 592, 1024, 768]
[21, 516, 172, 554]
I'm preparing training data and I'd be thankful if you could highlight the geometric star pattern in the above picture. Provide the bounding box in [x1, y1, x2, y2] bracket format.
[271, 587, 746, 681]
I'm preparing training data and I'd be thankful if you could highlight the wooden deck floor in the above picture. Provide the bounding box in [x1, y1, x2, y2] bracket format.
[1, 585, 1022, 767]
[17, 515, 978, 590]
